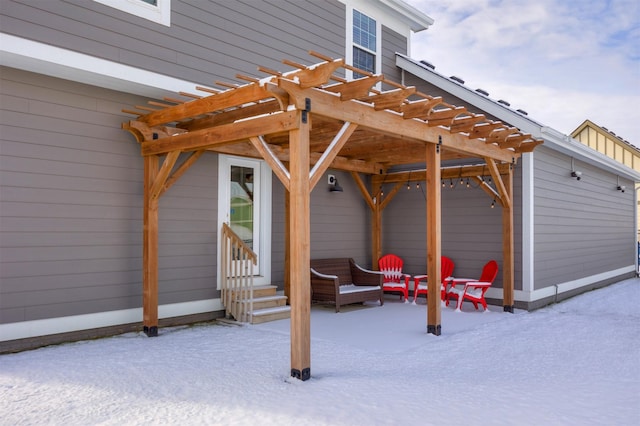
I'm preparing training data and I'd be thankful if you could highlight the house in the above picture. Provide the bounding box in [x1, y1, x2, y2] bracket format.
[1, 1, 636, 382]
[0, 0, 436, 357]
[570, 119, 640, 240]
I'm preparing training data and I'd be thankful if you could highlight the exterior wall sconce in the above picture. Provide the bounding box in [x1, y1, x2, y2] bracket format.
[617, 176, 625, 192]
[328, 174, 343, 192]
[570, 158, 582, 180]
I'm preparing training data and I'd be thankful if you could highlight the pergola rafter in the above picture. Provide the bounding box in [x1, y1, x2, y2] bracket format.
[121, 52, 542, 381]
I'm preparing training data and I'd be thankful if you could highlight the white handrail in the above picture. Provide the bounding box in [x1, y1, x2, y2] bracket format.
[220, 223, 257, 322]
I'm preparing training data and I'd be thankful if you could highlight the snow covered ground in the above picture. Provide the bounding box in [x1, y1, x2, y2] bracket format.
[1, 278, 639, 425]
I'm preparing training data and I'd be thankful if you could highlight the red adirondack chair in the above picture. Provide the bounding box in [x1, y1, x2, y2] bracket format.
[378, 254, 410, 303]
[412, 256, 455, 304]
[446, 260, 498, 311]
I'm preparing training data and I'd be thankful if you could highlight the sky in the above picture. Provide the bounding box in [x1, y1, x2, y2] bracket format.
[403, 0, 640, 147]
[1, 278, 638, 425]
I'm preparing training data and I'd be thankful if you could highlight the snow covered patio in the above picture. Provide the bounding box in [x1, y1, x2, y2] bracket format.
[1, 278, 639, 425]
[257, 294, 512, 354]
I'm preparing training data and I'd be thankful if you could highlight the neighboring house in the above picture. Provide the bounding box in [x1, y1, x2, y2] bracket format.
[393, 54, 638, 309]
[571, 119, 640, 241]
[0, 0, 636, 357]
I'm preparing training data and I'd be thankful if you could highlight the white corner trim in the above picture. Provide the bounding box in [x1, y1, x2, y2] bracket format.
[0, 299, 223, 342]
[0, 33, 206, 98]
[522, 152, 535, 293]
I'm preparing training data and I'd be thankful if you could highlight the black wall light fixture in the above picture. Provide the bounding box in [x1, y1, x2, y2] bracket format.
[328, 174, 343, 192]
[570, 158, 582, 180]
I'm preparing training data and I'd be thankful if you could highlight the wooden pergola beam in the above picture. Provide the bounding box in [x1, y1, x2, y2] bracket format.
[141, 83, 280, 127]
[378, 162, 512, 184]
[159, 150, 205, 197]
[322, 75, 383, 100]
[309, 122, 358, 190]
[401, 97, 443, 119]
[276, 78, 519, 163]
[485, 158, 511, 209]
[250, 136, 291, 192]
[139, 110, 299, 156]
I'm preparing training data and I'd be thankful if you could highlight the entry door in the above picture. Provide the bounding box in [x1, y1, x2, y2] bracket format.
[218, 155, 271, 286]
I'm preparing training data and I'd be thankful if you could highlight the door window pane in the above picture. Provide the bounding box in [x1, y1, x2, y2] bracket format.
[230, 166, 254, 249]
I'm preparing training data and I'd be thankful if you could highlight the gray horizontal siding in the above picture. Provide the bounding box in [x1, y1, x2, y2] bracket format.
[267, 169, 371, 287]
[1, 0, 346, 86]
[0, 68, 218, 324]
[381, 25, 407, 89]
[310, 171, 370, 267]
[533, 147, 635, 289]
[269, 179, 286, 287]
[383, 176, 508, 289]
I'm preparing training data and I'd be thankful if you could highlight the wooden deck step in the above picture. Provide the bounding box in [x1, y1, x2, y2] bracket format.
[235, 295, 287, 310]
[231, 285, 279, 299]
[251, 305, 291, 324]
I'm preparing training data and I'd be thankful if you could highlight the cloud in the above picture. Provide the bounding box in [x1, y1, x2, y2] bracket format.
[404, 0, 640, 146]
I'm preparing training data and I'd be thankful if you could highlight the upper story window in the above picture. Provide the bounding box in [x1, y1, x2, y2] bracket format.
[346, 8, 382, 79]
[350, 9, 379, 79]
[93, 0, 171, 26]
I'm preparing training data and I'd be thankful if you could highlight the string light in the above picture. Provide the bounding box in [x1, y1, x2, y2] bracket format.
[491, 198, 496, 208]
[449, 178, 454, 188]
[416, 182, 420, 189]
[466, 177, 470, 188]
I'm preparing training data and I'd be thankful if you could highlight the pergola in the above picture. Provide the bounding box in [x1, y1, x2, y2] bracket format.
[122, 51, 542, 381]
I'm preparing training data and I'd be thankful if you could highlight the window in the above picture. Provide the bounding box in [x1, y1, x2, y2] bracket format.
[93, 0, 170, 26]
[352, 9, 377, 78]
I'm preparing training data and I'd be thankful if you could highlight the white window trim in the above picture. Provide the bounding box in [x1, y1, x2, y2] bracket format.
[346, 6, 382, 81]
[93, 0, 171, 27]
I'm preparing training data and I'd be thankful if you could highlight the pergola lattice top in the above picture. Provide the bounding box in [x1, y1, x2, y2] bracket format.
[122, 51, 543, 174]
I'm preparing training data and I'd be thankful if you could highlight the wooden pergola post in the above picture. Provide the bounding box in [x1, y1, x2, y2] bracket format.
[426, 141, 442, 335]
[284, 191, 291, 301]
[372, 201, 382, 267]
[143, 155, 159, 336]
[502, 165, 515, 312]
[289, 111, 311, 380]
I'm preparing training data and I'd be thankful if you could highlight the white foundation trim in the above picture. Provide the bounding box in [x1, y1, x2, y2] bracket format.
[0, 299, 223, 342]
[486, 265, 635, 303]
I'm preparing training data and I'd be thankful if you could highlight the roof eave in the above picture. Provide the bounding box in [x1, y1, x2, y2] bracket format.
[396, 53, 640, 182]
[377, 0, 435, 32]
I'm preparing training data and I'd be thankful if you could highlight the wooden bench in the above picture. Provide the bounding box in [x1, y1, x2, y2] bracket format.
[310, 258, 384, 312]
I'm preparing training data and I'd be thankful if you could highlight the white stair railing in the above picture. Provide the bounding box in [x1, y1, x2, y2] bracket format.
[220, 223, 257, 322]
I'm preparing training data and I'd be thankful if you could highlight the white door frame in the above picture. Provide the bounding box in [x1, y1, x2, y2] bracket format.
[217, 155, 272, 288]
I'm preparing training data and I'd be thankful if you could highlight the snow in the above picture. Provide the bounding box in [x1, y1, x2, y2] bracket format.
[2, 278, 639, 425]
